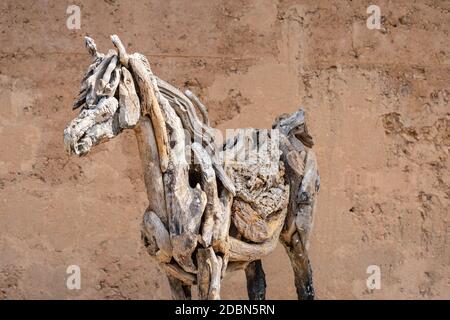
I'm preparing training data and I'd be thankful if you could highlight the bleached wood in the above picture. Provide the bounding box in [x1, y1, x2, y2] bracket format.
[129, 53, 169, 172]
[142, 211, 172, 263]
[119, 67, 140, 128]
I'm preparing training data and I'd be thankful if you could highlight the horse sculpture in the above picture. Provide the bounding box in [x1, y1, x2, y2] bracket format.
[63, 35, 320, 300]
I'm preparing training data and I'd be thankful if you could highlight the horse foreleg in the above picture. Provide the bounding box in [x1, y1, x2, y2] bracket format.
[167, 275, 192, 300]
[245, 260, 266, 300]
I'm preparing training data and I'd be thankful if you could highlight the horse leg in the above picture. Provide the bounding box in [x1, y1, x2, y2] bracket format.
[282, 233, 315, 300]
[167, 275, 192, 300]
[245, 260, 266, 300]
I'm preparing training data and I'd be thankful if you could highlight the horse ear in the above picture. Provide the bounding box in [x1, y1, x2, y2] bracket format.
[111, 34, 129, 67]
[84, 36, 104, 59]
[118, 66, 141, 128]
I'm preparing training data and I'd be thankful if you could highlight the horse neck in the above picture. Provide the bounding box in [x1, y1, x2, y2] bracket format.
[133, 115, 168, 225]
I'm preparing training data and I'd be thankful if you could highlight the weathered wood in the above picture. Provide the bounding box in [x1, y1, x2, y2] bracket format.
[98, 55, 118, 94]
[110, 34, 129, 67]
[161, 263, 196, 286]
[129, 53, 169, 172]
[281, 232, 315, 300]
[295, 149, 319, 249]
[184, 89, 210, 126]
[142, 210, 172, 263]
[167, 276, 192, 300]
[191, 142, 219, 247]
[245, 260, 266, 300]
[155, 78, 207, 274]
[85, 50, 117, 108]
[64, 96, 120, 155]
[119, 67, 140, 128]
[104, 66, 121, 97]
[197, 248, 222, 300]
[84, 36, 104, 59]
[133, 117, 168, 225]
[157, 78, 236, 195]
[228, 214, 284, 262]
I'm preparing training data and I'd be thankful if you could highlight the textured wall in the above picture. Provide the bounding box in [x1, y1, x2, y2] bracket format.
[0, 0, 448, 299]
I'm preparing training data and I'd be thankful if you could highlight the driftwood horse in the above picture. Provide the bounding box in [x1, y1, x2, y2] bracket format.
[63, 35, 319, 300]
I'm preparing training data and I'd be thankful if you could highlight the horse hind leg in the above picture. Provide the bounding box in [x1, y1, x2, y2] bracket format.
[282, 232, 315, 300]
[281, 150, 319, 300]
[281, 182, 318, 300]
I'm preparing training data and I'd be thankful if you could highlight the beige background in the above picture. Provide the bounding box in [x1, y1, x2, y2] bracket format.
[0, 0, 449, 299]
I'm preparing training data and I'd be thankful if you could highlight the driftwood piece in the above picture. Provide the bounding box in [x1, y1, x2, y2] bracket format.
[98, 55, 118, 94]
[184, 89, 210, 126]
[128, 53, 169, 172]
[281, 232, 315, 300]
[156, 78, 235, 195]
[161, 263, 196, 286]
[191, 142, 232, 254]
[197, 248, 223, 300]
[134, 117, 168, 225]
[86, 50, 117, 108]
[110, 34, 129, 67]
[296, 149, 319, 248]
[64, 96, 120, 155]
[191, 142, 219, 247]
[155, 79, 207, 274]
[104, 66, 121, 97]
[245, 260, 266, 300]
[142, 211, 172, 263]
[119, 67, 140, 128]
[228, 215, 284, 262]
[84, 36, 104, 59]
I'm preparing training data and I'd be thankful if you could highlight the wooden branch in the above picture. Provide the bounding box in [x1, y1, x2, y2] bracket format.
[184, 89, 210, 126]
[84, 36, 104, 59]
[110, 34, 129, 67]
[97, 55, 118, 94]
[128, 53, 169, 172]
[157, 78, 236, 195]
[142, 210, 172, 264]
[161, 263, 196, 286]
[295, 149, 319, 249]
[134, 117, 168, 225]
[85, 50, 117, 108]
[212, 188, 233, 254]
[281, 232, 315, 300]
[197, 248, 222, 300]
[118, 67, 140, 128]
[150, 76, 208, 274]
[191, 142, 220, 247]
[228, 216, 284, 262]
[103, 66, 121, 97]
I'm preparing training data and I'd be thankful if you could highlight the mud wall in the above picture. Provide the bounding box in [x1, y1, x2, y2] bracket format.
[0, 0, 448, 299]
